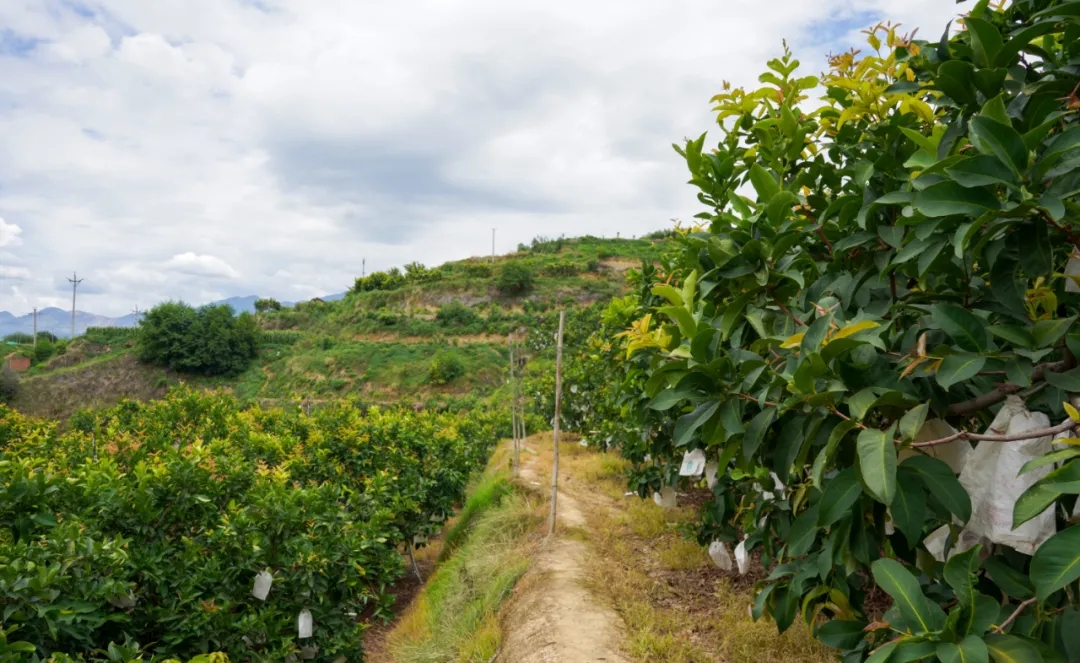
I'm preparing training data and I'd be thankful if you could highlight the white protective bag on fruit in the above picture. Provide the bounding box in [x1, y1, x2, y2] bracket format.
[709, 541, 733, 571]
[679, 449, 706, 477]
[653, 486, 676, 509]
[900, 418, 972, 473]
[957, 396, 1057, 556]
[705, 461, 719, 490]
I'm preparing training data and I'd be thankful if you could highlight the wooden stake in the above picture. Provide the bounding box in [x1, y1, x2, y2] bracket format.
[407, 543, 423, 583]
[548, 311, 565, 536]
[509, 334, 519, 475]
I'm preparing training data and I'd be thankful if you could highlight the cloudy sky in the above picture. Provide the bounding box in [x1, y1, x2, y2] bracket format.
[0, 0, 963, 316]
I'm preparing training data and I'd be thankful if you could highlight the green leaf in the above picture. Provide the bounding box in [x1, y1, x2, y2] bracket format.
[812, 420, 859, 489]
[787, 503, 820, 557]
[674, 400, 720, 447]
[1044, 367, 1080, 392]
[966, 17, 1003, 68]
[1013, 479, 1060, 529]
[866, 640, 900, 663]
[749, 163, 780, 201]
[659, 305, 697, 339]
[1023, 529, 1080, 604]
[899, 403, 930, 442]
[1019, 448, 1080, 476]
[995, 20, 1064, 67]
[815, 619, 868, 650]
[1018, 218, 1053, 278]
[651, 284, 683, 307]
[936, 60, 978, 106]
[858, 424, 898, 505]
[982, 557, 1035, 600]
[913, 181, 1001, 218]
[969, 116, 1029, 175]
[947, 155, 1019, 188]
[937, 636, 990, 663]
[933, 304, 989, 353]
[918, 240, 948, 277]
[944, 545, 982, 608]
[902, 455, 972, 521]
[937, 353, 988, 390]
[720, 293, 753, 341]
[818, 467, 862, 527]
[988, 325, 1034, 349]
[985, 634, 1043, 663]
[1032, 316, 1075, 349]
[872, 558, 947, 634]
[892, 469, 927, 546]
[743, 407, 776, 460]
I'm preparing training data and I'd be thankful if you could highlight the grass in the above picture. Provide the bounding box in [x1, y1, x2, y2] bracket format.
[386, 473, 539, 663]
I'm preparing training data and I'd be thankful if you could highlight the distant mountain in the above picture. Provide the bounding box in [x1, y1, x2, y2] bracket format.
[0, 293, 345, 339]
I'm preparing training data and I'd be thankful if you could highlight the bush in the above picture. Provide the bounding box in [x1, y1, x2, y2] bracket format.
[542, 260, 581, 277]
[462, 263, 493, 278]
[33, 339, 55, 363]
[497, 263, 534, 296]
[254, 297, 282, 313]
[136, 302, 261, 376]
[84, 326, 138, 345]
[2, 332, 33, 344]
[0, 365, 18, 403]
[404, 261, 442, 284]
[436, 301, 479, 327]
[429, 352, 465, 385]
[353, 268, 406, 293]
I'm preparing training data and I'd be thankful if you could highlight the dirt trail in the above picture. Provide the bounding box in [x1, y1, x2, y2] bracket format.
[498, 454, 630, 663]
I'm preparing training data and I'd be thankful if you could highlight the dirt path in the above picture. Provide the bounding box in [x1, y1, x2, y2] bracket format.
[498, 454, 630, 663]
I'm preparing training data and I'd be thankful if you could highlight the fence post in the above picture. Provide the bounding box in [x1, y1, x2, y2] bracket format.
[548, 310, 565, 536]
[508, 334, 519, 475]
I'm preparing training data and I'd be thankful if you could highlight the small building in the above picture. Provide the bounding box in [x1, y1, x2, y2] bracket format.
[6, 355, 30, 372]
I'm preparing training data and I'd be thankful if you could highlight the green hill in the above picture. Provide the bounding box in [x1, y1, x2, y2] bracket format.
[8, 234, 670, 421]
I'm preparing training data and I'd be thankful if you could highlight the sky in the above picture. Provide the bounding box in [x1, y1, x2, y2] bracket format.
[0, 0, 965, 316]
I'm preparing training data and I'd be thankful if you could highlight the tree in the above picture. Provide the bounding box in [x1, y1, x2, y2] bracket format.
[137, 302, 261, 376]
[0, 365, 18, 403]
[582, 6, 1080, 659]
[497, 263, 534, 295]
[429, 352, 465, 385]
[254, 298, 282, 313]
[33, 339, 54, 363]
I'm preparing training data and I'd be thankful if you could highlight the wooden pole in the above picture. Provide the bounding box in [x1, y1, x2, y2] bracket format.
[548, 311, 565, 536]
[509, 334, 519, 475]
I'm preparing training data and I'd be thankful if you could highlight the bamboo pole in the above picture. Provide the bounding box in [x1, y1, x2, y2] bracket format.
[508, 334, 519, 475]
[548, 311, 565, 536]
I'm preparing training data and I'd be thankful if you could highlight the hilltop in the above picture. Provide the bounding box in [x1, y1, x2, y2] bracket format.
[7, 234, 670, 421]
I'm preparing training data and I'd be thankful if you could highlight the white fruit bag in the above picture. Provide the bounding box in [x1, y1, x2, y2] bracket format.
[902, 419, 971, 473]
[709, 541, 733, 571]
[298, 609, 313, 639]
[958, 396, 1056, 555]
[734, 538, 749, 575]
[252, 569, 273, 601]
[705, 461, 719, 490]
[679, 449, 706, 477]
[653, 486, 676, 509]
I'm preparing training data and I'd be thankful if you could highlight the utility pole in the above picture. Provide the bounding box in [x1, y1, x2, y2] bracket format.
[362, 258, 366, 278]
[68, 272, 83, 339]
[32, 307, 37, 347]
[491, 228, 495, 263]
[548, 310, 565, 536]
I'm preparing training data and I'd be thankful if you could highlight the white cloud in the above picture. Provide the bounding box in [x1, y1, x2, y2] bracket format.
[0, 0, 964, 315]
[164, 253, 241, 280]
[0, 217, 21, 248]
[0, 266, 30, 280]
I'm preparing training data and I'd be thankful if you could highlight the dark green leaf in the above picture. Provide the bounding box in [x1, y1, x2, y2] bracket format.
[933, 304, 989, 353]
[1032, 316, 1075, 349]
[969, 116, 1029, 175]
[1044, 367, 1080, 391]
[1019, 448, 1080, 476]
[819, 467, 863, 528]
[674, 400, 720, 447]
[900, 403, 930, 442]
[937, 354, 988, 390]
[944, 545, 982, 608]
[937, 636, 990, 663]
[872, 558, 947, 634]
[787, 503, 820, 557]
[859, 425, 898, 505]
[1031, 523, 1080, 601]
[902, 455, 972, 521]
[985, 634, 1043, 663]
[743, 407, 776, 460]
[749, 163, 780, 201]
[936, 60, 978, 106]
[815, 619, 868, 650]
[812, 420, 859, 489]
[947, 155, 1019, 188]
[866, 640, 900, 663]
[966, 17, 1004, 68]
[982, 557, 1036, 600]
[893, 469, 927, 547]
[913, 181, 1001, 218]
[988, 325, 1034, 349]
[1018, 219, 1052, 278]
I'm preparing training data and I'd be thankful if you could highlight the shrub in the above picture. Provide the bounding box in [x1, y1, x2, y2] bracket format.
[462, 263, 493, 278]
[429, 352, 465, 385]
[542, 260, 581, 277]
[496, 263, 534, 296]
[254, 297, 282, 313]
[353, 268, 406, 293]
[0, 365, 18, 403]
[436, 301, 479, 327]
[33, 339, 55, 363]
[2, 332, 33, 344]
[136, 302, 261, 376]
[84, 326, 137, 344]
[404, 261, 442, 284]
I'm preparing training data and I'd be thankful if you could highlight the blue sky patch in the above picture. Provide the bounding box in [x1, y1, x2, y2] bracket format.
[802, 9, 880, 47]
[0, 30, 44, 57]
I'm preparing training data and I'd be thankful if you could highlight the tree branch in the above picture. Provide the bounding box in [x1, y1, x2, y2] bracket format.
[993, 597, 1038, 634]
[912, 417, 1077, 448]
[946, 352, 1077, 416]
